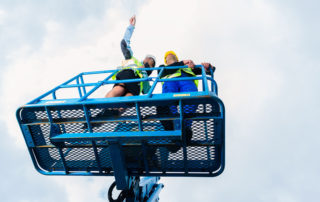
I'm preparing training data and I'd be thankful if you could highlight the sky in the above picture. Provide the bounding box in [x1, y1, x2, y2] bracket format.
[0, 0, 319, 201]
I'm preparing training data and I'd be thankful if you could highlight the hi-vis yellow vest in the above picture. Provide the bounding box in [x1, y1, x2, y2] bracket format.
[162, 67, 199, 87]
[112, 57, 144, 94]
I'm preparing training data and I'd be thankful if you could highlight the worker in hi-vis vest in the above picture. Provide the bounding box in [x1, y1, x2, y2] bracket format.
[101, 16, 156, 115]
[158, 51, 215, 150]
[98, 15, 156, 118]
[105, 15, 156, 99]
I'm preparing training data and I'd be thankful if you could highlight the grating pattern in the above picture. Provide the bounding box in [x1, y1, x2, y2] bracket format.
[21, 109, 47, 123]
[35, 148, 63, 171]
[30, 124, 51, 145]
[63, 148, 97, 168]
[18, 98, 224, 176]
[140, 106, 157, 116]
[142, 121, 164, 131]
[50, 109, 84, 119]
[97, 147, 113, 168]
[190, 119, 214, 141]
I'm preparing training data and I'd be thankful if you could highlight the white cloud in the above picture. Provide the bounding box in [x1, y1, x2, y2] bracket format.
[51, 177, 111, 202]
[1, 8, 127, 145]
[0, 2, 145, 201]
[0, 8, 6, 24]
[1, 0, 320, 201]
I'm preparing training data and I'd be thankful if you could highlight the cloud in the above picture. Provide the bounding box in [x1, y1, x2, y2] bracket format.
[1, 0, 320, 201]
[0, 120, 68, 202]
[0, 8, 6, 24]
[0, 1, 146, 202]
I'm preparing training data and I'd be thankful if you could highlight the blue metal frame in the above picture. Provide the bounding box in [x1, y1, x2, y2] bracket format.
[26, 65, 217, 105]
[16, 65, 225, 201]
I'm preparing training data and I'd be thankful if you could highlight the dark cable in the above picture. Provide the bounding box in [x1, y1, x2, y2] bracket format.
[107, 181, 131, 202]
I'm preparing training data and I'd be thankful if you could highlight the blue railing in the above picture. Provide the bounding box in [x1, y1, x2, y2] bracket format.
[27, 65, 218, 105]
[17, 64, 225, 179]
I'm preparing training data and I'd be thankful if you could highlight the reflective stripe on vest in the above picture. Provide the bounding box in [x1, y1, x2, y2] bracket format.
[162, 67, 199, 87]
[112, 57, 145, 94]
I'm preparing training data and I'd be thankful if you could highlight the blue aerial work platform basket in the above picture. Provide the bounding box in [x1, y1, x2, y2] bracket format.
[16, 65, 225, 201]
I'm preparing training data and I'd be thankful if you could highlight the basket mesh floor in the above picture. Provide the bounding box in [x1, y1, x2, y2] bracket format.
[18, 98, 224, 176]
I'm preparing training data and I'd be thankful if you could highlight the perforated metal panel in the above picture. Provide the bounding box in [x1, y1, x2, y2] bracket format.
[17, 97, 224, 177]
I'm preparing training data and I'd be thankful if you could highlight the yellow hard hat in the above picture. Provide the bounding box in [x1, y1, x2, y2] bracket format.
[164, 51, 178, 65]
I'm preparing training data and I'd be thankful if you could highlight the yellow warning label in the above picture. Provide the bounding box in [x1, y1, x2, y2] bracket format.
[173, 94, 190, 97]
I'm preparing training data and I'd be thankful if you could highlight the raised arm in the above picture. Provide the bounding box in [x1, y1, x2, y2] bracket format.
[121, 16, 136, 60]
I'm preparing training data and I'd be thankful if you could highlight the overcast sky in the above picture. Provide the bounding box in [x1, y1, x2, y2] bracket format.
[1, 0, 319, 201]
